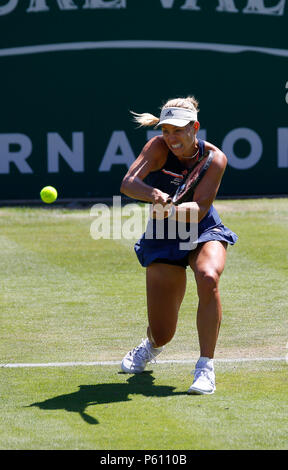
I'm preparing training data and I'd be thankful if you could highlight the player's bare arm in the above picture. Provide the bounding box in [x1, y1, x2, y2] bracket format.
[120, 136, 169, 204]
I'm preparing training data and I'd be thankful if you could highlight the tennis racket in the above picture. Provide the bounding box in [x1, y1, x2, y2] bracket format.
[167, 150, 214, 205]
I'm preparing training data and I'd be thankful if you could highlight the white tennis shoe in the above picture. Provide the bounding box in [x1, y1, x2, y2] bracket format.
[187, 357, 216, 395]
[121, 338, 163, 374]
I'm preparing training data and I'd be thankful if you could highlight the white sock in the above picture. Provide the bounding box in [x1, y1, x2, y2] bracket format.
[146, 339, 164, 354]
[197, 356, 214, 369]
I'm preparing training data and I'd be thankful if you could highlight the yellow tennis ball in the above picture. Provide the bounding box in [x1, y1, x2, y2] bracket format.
[40, 186, 58, 204]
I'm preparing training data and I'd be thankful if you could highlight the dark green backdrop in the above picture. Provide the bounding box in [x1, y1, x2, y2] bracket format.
[0, 0, 287, 200]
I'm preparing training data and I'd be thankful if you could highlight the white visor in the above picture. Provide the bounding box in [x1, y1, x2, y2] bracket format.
[157, 107, 197, 127]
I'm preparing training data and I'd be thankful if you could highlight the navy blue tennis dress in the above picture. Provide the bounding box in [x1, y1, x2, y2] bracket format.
[134, 139, 238, 268]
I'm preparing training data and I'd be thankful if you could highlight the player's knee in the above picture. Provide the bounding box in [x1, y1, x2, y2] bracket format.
[195, 269, 220, 295]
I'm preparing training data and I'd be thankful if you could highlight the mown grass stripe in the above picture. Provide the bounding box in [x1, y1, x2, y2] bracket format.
[1, 357, 285, 368]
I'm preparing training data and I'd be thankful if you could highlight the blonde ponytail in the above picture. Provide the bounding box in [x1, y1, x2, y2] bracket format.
[130, 111, 160, 127]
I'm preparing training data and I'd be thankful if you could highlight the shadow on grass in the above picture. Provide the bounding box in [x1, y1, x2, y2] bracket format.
[27, 371, 187, 424]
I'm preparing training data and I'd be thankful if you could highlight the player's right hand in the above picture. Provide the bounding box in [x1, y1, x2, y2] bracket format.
[151, 189, 172, 219]
[151, 189, 170, 205]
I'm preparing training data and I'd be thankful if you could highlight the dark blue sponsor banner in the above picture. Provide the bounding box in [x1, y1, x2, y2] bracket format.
[0, 0, 287, 199]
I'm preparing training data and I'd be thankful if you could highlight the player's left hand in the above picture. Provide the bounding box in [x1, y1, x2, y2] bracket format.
[151, 201, 173, 219]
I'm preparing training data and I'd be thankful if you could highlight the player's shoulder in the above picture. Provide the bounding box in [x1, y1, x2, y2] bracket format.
[141, 135, 169, 162]
[203, 140, 227, 170]
[145, 134, 168, 152]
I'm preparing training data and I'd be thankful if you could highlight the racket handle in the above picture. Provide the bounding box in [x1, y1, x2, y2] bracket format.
[166, 197, 178, 206]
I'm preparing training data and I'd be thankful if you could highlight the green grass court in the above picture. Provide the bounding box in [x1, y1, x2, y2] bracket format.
[0, 199, 287, 450]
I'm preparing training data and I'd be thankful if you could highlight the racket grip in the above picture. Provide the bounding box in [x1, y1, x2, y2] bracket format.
[166, 197, 178, 206]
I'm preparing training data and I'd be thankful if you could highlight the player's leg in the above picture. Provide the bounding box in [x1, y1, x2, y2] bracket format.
[187, 240, 227, 394]
[121, 262, 187, 373]
[189, 240, 227, 358]
[146, 262, 187, 347]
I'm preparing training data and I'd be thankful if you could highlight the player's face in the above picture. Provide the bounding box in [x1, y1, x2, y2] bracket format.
[161, 123, 197, 158]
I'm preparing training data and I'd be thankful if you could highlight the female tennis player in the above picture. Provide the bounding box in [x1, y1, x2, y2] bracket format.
[120, 96, 238, 394]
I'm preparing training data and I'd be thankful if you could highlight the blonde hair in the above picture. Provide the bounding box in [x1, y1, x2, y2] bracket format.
[131, 96, 199, 127]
